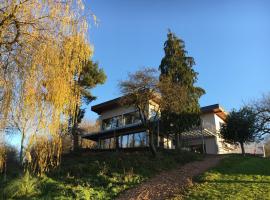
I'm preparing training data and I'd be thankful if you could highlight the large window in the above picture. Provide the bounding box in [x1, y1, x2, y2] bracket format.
[102, 115, 123, 130]
[100, 132, 148, 149]
[134, 132, 148, 147]
[118, 132, 148, 148]
[123, 111, 141, 126]
[100, 138, 115, 149]
[102, 111, 141, 131]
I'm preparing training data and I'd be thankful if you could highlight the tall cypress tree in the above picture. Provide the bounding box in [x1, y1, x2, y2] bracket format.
[159, 31, 205, 149]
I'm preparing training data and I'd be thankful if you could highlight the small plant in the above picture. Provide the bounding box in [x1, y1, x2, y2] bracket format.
[4, 171, 40, 198]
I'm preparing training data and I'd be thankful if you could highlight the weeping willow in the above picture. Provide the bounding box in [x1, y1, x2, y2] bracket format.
[0, 0, 93, 173]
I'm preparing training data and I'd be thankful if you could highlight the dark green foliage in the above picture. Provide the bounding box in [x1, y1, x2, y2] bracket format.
[71, 60, 106, 150]
[180, 155, 270, 200]
[220, 106, 257, 155]
[0, 150, 201, 199]
[159, 31, 205, 146]
[79, 60, 106, 104]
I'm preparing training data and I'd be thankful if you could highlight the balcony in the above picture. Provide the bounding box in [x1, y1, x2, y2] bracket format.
[101, 111, 141, 131]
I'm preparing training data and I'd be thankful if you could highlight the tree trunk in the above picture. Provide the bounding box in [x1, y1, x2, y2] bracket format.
[115, 135, 119, 152]
[19, 131, 25, 165]
[73, 131, 79, 151]
[72, 104, 79, 151]
[240, 142, 245, 155]
[148, 129, 157, 157]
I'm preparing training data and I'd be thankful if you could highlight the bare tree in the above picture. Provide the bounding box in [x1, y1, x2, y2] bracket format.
[79, 120, 100, 149]
[119, 68, 160, 156]
[253, 94, 270, 135]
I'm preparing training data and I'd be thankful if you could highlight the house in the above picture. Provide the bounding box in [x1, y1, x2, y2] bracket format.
[83, 96, 237, 154]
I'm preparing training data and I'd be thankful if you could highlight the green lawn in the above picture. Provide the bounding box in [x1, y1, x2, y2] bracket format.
[0, 150, 201, 200]
[182, 155, 270, 200]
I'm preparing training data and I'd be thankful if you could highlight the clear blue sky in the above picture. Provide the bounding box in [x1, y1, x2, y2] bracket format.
[85, 0, 270, 121]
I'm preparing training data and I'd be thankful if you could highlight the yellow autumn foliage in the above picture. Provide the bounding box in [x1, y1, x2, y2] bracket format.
[0, 0, 93, 173]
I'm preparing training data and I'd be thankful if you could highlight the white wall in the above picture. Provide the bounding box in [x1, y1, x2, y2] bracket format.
[200, 113, 217, 132]
[200, 113, 237, 154]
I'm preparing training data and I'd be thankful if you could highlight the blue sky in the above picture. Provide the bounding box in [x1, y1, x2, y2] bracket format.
[85, 0, 270, 121]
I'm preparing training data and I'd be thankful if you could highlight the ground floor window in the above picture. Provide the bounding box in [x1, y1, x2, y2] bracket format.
[99, 131, 149, 149]
[119, 131, 149, 148]
[100, 138, 116, 149]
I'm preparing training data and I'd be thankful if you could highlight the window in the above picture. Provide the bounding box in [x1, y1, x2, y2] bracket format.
[133, 112, 141, 124]
[100, 132, 149, 149]
[123, 113, 133, 125]
[102, 112, 142, 131]
[99, 138, 115, 149]
[111, 116, 122, 128]
[102, 118, 112, 130]
[110, 138, 115, 149]
[134, 132, 148, 147]
[119, 132, 148, 148]
[128, 134, 135, 148]
[123, 111, 141, 126]
[122, 135, 128, 148]
[104, 138, 110, 149]
[102, 115, 123, 130]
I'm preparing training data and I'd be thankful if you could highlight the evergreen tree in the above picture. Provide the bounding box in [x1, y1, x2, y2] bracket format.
[220, 107, 257, 155]
[159, 31, 205, 149]
[71, 60, 106, 151]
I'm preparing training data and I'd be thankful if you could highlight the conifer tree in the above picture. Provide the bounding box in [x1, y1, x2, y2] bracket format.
[71, 60, 106, 151]
[159, 31, 205, 149]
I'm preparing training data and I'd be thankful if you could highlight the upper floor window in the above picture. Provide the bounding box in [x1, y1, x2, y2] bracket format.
[101, 111, 141, 130]
[123, 111, 141, 126]
[102, 115, 122, 130]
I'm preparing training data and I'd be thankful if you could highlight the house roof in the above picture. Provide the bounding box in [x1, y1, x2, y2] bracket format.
[91, 97, 227, 120]
[200, 104, 227, 121]
[91, 94, 160, 114]
[91, 97, 122, 114]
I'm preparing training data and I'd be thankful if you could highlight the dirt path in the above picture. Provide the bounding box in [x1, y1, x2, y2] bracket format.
[116, 155, 225, 200]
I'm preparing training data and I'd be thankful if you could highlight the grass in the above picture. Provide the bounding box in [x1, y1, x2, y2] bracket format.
[0, 150, 201, 200]
[177, 155, 270, 200]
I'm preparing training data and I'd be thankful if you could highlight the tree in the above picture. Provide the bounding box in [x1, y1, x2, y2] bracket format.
[70, 60, 106, 151]
[119, 68, 160, 156]
[264, 138, 270, 157]
[159, 31, 205, 149]
[253, 94, 270, 135]
[220, 107, 257, 155]
[0, 1, 95, 173]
